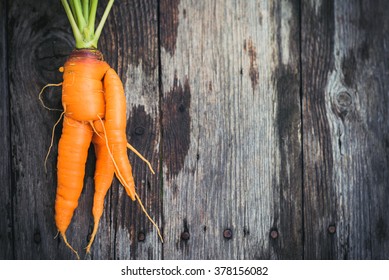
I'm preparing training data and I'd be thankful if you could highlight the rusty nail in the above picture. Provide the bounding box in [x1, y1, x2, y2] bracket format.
[181, 231, 190, 241]
[135, 126, 145, 135]
[138, 232, 146, 242]
[328, 225, 336, 234]
[223, 229, 233, 239]
[270, 229, 278, 239]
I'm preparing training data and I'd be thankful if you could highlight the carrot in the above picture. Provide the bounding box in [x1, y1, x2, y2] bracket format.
[86, 116, 158, 253]
[61, 50, 109, 122]
[85, 120, 115, 254]
[55, 116, 93, 259]
[46, 0, 162, 258]
[103, 68, 136, 200]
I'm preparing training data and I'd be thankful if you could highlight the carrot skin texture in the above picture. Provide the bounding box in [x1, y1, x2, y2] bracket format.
[56, 0, 162, 254]
[86, 120, 115, 252]
[91, 120, 115, 221]
[54, 50, 160, 254]
[55, 116, 93, 234]
[62, 53, 110, 122]
[103, 68, 136, 200]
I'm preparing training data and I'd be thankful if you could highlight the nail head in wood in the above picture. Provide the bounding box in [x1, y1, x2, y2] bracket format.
[328, 225, 336, 234]
[223, 229, 233, 239]
[33, 232, 41, 244]
[181, 231, 190, 241]
[270, 229, 279, 239]
[138, 232, 146, 242]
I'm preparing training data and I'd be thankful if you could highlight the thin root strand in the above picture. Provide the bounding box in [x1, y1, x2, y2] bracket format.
[38, 83, 63, 111]
[127, 143, 155, 174]
[44, 111, 65, 173]
[135, 193, 164, 243]
[96, 116, 163, 243]
[61, 232, 80, 260]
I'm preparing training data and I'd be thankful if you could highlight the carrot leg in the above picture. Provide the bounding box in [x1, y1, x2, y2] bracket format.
[55, 116, 93, 258]
[102, 68, 163, 243]
[103, 68, 136, 200]
[86, 121, 115, 253]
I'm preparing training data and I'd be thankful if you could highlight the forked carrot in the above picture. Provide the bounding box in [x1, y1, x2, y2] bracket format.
[41, 0, 163, 258]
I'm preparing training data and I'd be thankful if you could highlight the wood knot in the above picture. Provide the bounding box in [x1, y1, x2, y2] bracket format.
[134, 126, 145, 135]
[35, 36, 72, 82]
[333, 91, 354, 120]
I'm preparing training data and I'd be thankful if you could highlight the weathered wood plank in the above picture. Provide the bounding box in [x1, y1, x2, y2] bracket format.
[302, 0, 389, 259]
[160, 0, 302, 259]
[0, 0, 13, 260]
[8, 0, 81, 259]
[5, 0, 389, 260]
[90, 0, 162, 260]
[8, 0, 161, 259]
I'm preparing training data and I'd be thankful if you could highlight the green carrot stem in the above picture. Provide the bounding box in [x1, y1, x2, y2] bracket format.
[69, 0, 77, 24]
[61, 0, 115, 49]
[82, 0, 89, 22]
[61, 0, 83, 45]
[92, 0, 114, 47]
[73, 0, 87, 29]
[88, 0, 98, 36]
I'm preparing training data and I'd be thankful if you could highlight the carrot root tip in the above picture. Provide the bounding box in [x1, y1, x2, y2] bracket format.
[61, 232, 80, 260]
[85, 220, 100, 254]
[135, 193, 164, 243]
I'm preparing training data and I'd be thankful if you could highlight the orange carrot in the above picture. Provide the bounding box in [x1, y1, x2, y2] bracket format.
[61, 50, 109, 121]
[55, 115, 93, 259]
[85, 120, 115, 253]
[103, 68, 136, 200]
[48, 0, 162, 258]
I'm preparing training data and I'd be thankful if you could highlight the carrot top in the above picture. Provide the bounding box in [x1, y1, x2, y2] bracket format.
[61, 0, 114, 49]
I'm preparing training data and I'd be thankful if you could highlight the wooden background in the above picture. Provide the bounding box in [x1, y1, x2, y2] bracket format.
[1, 0, 388, 260]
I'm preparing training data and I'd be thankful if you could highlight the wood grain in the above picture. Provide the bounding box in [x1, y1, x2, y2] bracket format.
[8, 0, 78, 259]
[160, 0, 302, 259]
[1, 0, 388, 260]
[88, 0, 162, 260]
[0, 0, 13, 260]
[6, 0, 161, 259]
[302, 0, 389, 259]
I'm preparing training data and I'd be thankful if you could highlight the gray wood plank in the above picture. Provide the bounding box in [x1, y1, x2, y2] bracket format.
[89, 0, 162, 260]
[8, 0, 161, 259]
[0, 0, 13, 260]
[6, 0, 389, 260]
[8, 0, 80, 259]
[302, 0, 389, 259]
[160, 0, 302, 259]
